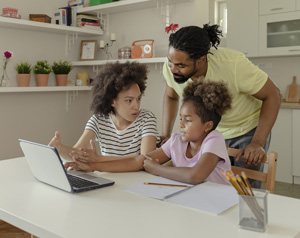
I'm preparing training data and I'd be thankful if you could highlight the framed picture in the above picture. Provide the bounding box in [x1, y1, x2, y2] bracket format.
[80, 40, 97, 60]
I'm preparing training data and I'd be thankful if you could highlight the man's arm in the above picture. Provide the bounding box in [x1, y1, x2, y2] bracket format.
[241, 78, 282, 166]
[160, 84, 180, 145]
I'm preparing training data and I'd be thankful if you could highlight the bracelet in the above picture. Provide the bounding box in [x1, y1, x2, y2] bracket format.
[259, 147, 265, 153]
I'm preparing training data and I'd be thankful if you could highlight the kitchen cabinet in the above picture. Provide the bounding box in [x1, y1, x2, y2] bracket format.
[270, 106, 300, 184]
[259, 11, 300, 56]
[292, 110, 300, 183]
[226, 0, 259, 57]
[297, 0, 300, 10]
[259, 0, 296, 15]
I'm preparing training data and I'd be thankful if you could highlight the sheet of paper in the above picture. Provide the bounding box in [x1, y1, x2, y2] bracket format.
[123, 176, 193, 200]
[166, 181, 239, 215]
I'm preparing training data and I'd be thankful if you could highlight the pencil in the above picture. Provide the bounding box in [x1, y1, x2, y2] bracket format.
[144, 182, 189, 188]
[241, 172, 254, 196]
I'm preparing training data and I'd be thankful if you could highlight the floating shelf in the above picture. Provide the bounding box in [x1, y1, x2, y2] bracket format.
[71, 57, 166, 66]
[77, 0, 195, 15]
[0, 16, 103, 36]
[0, 86, 92, 93]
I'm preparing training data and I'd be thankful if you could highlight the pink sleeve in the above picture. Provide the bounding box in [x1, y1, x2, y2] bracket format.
[201, 131, 228, 162]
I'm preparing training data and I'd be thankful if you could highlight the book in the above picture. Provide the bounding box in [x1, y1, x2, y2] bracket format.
[124, 177, 239, 215]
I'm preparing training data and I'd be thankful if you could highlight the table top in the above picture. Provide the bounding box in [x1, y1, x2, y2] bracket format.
[0, 157, 300, 238]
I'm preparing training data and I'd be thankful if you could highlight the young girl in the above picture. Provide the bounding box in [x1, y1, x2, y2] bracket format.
[143, 79, 232, 185]
[65, 80, 232, 186]
[49, 62, 159, 165]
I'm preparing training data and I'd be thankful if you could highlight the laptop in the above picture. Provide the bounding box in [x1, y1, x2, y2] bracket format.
[19, 139, 115, 193]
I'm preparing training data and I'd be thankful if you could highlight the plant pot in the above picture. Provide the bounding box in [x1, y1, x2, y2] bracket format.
[35, 74, 49, 86]
[55, 74, 68, 86]
[17, 74, 31, 87]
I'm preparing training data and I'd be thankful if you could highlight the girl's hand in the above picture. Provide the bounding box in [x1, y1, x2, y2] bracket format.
[64, 160, 94, 172]
[70, 140, 101, 163]
[143, 154, 160, 175]
[48, 131, 61, 149]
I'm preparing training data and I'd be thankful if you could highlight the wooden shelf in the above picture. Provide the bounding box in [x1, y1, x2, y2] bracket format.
[0, 16, 103, 36]
[77, 0, 195, 15]
[0, 86, 92, 93]
[72, 57, 165, 66]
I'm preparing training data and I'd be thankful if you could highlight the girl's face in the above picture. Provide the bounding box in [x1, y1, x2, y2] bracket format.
[111, 83, 142, 124]
[179, 101, 212, 142]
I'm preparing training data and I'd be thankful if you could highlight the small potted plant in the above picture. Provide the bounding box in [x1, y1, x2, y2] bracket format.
[33, 60, 52, 86]
[52, 60, 72, 86]
[15, 61, 32, 87]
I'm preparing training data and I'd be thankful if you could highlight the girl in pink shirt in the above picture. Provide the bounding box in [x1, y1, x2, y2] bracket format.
[143, 80, 232, 185]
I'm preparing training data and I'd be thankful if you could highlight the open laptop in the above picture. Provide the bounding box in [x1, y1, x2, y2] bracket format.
[19, 139, 115, 193]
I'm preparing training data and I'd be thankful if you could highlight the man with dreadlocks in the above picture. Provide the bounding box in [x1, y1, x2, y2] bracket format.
[160, 24, 281, 188]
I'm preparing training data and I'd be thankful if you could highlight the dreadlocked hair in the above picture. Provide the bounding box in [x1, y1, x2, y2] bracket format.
[182, 80, 232, 130]
[169, 24, 223, 60]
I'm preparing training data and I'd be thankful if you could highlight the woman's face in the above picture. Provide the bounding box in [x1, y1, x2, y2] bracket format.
[111, 83, 142, 124]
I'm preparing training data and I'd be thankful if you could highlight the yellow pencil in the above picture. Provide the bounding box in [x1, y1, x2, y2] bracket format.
[241, 172, 254, 196]
[144, 182, 189, 188]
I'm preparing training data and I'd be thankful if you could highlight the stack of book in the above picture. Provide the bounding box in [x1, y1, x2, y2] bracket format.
[76, 14, 101, 30]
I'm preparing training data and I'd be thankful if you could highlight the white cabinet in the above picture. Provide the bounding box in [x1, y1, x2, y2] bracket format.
[297, 0, 300, 10]
[269, 109, 293, 183]
[259, 11, 300, 56]
[292, 110, 300, 183]
[226, 0, 259, 57]
[259, 0, 296, 15]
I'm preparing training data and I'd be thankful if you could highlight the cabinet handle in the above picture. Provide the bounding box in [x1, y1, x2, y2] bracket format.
[271, 7, 284, 11]
[289, 49, 300, 52]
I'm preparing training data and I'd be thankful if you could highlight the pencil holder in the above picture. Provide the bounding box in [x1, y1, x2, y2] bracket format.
[239, 189, 268, 232]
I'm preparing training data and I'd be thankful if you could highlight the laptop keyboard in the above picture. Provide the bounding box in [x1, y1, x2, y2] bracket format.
[67, 174, 99, 188]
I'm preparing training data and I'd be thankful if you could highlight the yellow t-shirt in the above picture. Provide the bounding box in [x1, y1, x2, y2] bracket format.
[163, 47, 268, 139]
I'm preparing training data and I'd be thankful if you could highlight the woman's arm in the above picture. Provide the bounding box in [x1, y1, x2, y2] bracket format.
[65, 147, 169, 173]
[143, 152, 220, 185]
[49, 130, 95, 161]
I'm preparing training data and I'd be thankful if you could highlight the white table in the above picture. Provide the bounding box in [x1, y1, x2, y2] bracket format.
[0, 157, 300, 238]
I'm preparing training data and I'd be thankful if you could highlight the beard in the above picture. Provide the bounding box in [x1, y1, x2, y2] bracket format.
[173, 68, 198, 84]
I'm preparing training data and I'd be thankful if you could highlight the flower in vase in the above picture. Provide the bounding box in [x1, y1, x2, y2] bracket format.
[165, 24, 179, 34]
[1, 51, 13, 86]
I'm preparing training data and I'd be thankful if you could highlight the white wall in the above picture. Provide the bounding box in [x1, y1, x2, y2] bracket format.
[0, 0, 205, 160]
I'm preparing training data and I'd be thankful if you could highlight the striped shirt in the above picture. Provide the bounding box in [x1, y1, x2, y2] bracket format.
[85, 109, 159, 156]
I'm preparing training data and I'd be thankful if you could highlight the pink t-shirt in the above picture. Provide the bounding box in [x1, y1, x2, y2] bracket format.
[162, 131, 231, 185]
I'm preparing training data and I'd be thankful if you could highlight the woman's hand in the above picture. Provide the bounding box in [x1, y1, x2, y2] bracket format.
[70, 140, 101, 163]
[64, 160, 94, 172]
[48, 131, 61, 149]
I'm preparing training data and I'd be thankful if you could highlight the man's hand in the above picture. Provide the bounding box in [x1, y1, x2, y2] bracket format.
[235, 142, 265, 166]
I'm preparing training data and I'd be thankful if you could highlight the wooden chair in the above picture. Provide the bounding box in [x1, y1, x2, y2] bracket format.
[228, 147, 278, 194]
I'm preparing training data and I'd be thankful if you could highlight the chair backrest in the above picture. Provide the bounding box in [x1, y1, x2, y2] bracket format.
[228, 147, 278, 194]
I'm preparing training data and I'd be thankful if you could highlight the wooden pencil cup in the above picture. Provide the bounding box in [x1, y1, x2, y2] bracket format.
[239, 189, 268, 232]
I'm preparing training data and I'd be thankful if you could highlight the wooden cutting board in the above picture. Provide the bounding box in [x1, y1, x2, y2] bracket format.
[285, 76, 300, 103]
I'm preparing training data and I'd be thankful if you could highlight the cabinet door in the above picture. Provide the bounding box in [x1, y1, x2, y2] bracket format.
[292, 110, 300, 178]
[226, 0, 259, 57]
[259, 11, 300, 56]
[259, 0, 296, 15]
[297, 0, 300, 10]
[269, 109, 293, 183]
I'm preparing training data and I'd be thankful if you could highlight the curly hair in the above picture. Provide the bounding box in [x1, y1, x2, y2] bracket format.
[182, 80, 232, 130]
[169, 24, 223, 60]
[90, 61, 148, 117]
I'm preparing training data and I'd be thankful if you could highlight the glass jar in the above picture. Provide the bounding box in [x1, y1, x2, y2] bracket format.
[118, 46, 131, 59]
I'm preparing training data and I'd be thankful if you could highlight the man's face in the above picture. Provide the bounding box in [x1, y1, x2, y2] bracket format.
[167, 46, 199, 84]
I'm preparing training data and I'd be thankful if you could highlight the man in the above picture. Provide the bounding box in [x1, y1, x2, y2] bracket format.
[160, 24, 281, 187]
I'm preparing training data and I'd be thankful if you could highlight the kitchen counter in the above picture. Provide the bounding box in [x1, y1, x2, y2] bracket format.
[281, 102, 300, 109]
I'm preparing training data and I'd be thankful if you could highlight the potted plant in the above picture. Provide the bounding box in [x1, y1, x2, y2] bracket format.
[33, 60, 52, 86]
[52, 60, 72, 86]
[15, 61, 32, 87]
